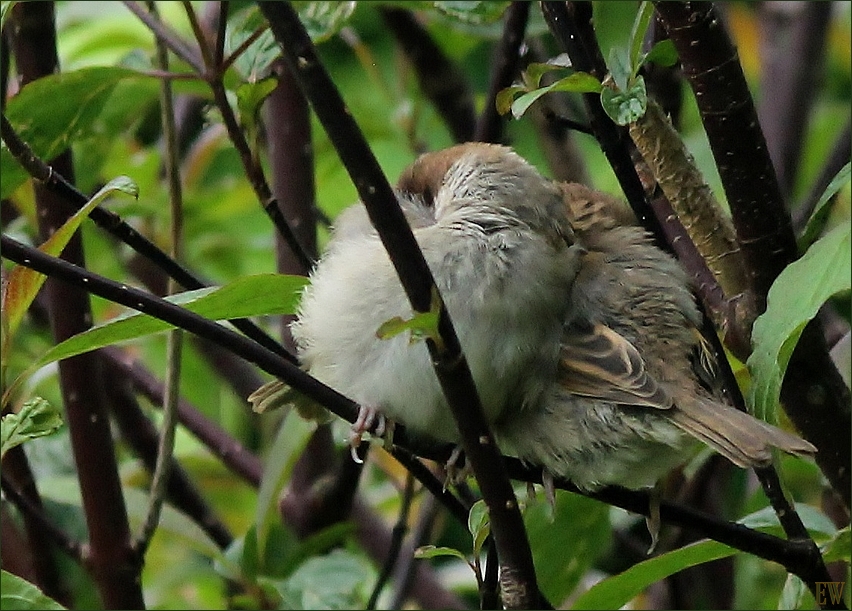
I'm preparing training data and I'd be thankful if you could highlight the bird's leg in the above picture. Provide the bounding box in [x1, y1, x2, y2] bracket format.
[348, 404, 391, 463]
[645, 483, 662, 554]
[443, 446, 473, 490]
[542, 469, 557, 511]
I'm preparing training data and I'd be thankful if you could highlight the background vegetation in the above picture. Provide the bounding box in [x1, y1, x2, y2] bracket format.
[1, 1, 849, 609]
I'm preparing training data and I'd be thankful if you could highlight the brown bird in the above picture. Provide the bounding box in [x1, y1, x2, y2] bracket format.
[282, 142, 815, 491]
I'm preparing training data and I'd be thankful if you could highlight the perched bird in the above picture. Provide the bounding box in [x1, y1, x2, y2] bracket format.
[283, 142, 815, 491]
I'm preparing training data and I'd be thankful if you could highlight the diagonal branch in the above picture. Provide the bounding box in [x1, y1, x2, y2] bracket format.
[257, 3, 540, 606]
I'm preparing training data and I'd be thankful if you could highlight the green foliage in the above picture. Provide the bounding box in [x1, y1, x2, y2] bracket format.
[264, 548, 377, 610]
[254, 411, 315, 559]
[748, 223, 851, 420]
[376, 285, 444, 347]
[1, 68, 156, 199]
[498, 0, 677, 126]
[798, 162, 851, 251]
[525, 492, 611, 605]
[2, 2, 847, 609]
[1, 176, 138, 340]
[572, 502, 839, 610]
[0, 571, 66, 611]
[0, 397, 63, 459]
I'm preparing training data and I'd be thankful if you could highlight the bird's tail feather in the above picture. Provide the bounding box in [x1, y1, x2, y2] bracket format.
[668, 398, 816, 468]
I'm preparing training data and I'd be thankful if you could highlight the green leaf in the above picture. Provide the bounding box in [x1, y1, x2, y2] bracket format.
[799, 162, 851, 252]
[496, 85, 527, 116]
[607, 45, 632, 92]
[628, 1, 655, 75]
[468, 499, 491, 556]
[821, 526, 851, 564]
[571, 539, 735, 609]
[0, 570, 66, 610]
[1, 2, 19, 32]
[2, 176, 138, 338]
[2, 67, 150, 199]
[600, 75, 648, 125]
[642, 39, 678, 68]
[414, 545, 469, 562]
[254, 410, 314, 561]
[748, 223, 851, 420]
[779, 574, 813, 611]
[429, 1, 510, 25]
[376, 285, 444, 346]
[739, 502, 837, 539]
[509, 73, 602, 119]
[30, 274, 307, 373]
[570, 501, 833, 610]
[375, 311, 439, 344]
[521, 60, 572, 90]
[236, 77, 279, 128]
[526, 493, 611, 605]
[0, 398, 63, 460]
[225, 7, 278, 82]
[294, 1, 358, 41]
[262, 549, 375, 610]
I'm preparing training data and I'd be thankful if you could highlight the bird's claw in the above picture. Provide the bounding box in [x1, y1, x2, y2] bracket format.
[348, 404, 393, 463]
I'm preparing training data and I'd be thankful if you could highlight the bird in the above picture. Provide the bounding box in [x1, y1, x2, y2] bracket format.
[277, 142, 815, 492]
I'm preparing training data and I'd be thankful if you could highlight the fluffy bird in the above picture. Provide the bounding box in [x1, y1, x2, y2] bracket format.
[285, 143, 815, 491]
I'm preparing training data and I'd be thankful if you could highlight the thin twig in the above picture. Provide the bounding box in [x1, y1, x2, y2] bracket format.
[474, 1, 531, 143]
[136, 0, 184, 556]
[121, 0, 204, 73]
[367, 473, 416, 609]
[1, 474, 84, 562]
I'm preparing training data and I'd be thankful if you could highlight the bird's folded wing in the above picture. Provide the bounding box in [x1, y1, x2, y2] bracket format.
[558, 323, 673, 409]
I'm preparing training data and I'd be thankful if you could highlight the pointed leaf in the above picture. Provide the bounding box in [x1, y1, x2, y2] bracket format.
[2, 67, 151, 199]
[600, 76, 647, 125]
[748, 224, 851, 420]
[414, 545, 469, 562]
[0, 570, 66, 610]
[628, 2, 655, 74]
[0, 397, 63, 459]
[607, 45, 632, 92]
[254, 409, 314, 560]
[468, 499, 491, 556]
[3, 176, 138, 337]
[32, 274, 308, 371]
[496, 85, 526, 116]
[510, 73, 602, 119]
[642, 39, 678, 68]
[799, 162, 851, 251]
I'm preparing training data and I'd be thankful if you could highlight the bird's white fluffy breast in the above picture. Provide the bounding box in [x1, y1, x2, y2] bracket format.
[291, 205, 580, 443]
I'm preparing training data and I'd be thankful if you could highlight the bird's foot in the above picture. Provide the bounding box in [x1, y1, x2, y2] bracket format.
[645, 483, 662, 554]
[348, 404, 393, 463]
[443, 446, 473, 489]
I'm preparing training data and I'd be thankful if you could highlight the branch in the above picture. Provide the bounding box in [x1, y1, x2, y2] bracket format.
[474, 1, 531, 143]
[380, 6, 477, 143]
[258, 3, 540, 606]
[4, 235, 837, 600]
[654, 0, 851, 512]
[757, 1, 832, 199]
[8, 5, 144, 607]
[102, 357, 234, 549]
[121, 0, 204, 72]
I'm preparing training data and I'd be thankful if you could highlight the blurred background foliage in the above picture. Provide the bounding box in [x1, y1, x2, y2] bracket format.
[1, 1, 850, 609]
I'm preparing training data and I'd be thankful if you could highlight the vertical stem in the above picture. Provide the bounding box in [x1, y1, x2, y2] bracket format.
[136, 0, 184, 555]
[9, 3, 144, 607]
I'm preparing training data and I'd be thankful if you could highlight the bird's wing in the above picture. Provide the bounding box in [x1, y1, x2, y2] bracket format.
[558, 323, 673, 409]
